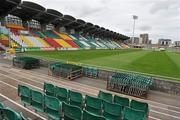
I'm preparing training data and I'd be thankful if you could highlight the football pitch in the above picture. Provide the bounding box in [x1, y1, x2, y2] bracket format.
[23, 49, 180, 81]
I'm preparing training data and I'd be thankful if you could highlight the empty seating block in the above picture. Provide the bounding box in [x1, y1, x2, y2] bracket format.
[103, 101, 122, 120]
[83, 110, 106, 120]
[55, 86, 68, 102]
[44, 82, 55, 96]
[98, 91, 113, 103]
[18, 85, 31, 106]
[13, 56, 40, 69]
[114, 95, 129, 107]
[85, 95, 102, 115]
[63, 102, 82, 120]
[31, 90, 44, 112]
[44, 95, 61, 120]
[69, 90, 83, 108]
[107, 73, 153, 97]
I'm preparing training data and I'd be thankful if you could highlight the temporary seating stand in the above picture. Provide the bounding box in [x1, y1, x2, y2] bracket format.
[107, 73, 153, 97]
[13, 56, 40, 69]
[49, 62, 83, 80]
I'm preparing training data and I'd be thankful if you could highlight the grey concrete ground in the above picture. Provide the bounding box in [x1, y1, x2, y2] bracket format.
[0, 59, 180, 120]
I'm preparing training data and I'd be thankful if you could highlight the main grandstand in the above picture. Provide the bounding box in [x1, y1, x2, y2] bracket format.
[0, 0, 180, 120]
[0, 0, 129, 52]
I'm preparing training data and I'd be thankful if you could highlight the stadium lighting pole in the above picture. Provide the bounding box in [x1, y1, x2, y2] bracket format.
[132, 15, 138, 45]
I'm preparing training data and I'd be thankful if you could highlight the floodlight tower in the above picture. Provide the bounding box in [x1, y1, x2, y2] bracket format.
[132, 15, 138, 45]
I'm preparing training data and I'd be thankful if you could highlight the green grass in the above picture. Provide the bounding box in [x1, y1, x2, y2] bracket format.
[22, 49, 180, 81]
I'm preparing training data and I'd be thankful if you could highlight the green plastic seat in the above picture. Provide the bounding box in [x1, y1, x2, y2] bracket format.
[123, 107, 146, 120]
[31, 90, 44, 112]
[44, 95, 61, 120]
[130, 100, 149, 116]
[69, 90, 83, 108]
[98, 91, 113, 103]
[114, 95, 129, 107]
[103, 101, 122, 120]
[83, 110, 106, 120]
[44, 83, 55, 96]
[55, 86, 68, 102]
[3, 107, 22, 120]
[18, 85, 31, 106]
[63, 102, 82, 120]
[85, 95, 102, 115]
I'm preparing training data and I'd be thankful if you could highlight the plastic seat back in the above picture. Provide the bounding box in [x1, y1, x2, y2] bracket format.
[3, 107, 22, 120]
[44, 83, 55, 96]
[63, 102, 82, 120]
[83, 110, 106, 120]
[103, 101, 122, 120]
[44, 95, 61, 120]
[55, 86, 68, 102]
[98, 91, 113, 103]
[69, 90, 83, 108]
[85, 95, 102, 115]
[31, 90, 44, 112]
[130, 100, 148, 115]
[18, 85, 31, 106]
[123, 107, 146, 120]
[114, 95, 129, 107]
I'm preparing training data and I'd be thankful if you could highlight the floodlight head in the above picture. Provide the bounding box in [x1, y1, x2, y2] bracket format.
[133, 15, 138, 20]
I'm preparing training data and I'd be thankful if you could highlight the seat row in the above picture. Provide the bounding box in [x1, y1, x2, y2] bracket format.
[0, 102, 31, 120]
[18, 83, 149, 120]
[43, 82, 149, 115]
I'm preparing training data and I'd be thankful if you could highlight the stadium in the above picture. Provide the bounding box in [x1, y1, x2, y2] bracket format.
[0, 0, 180, 120]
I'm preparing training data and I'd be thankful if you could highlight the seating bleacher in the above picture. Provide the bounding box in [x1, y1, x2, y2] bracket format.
[107, 73, 153, 97]
[17, 83, 149, 120]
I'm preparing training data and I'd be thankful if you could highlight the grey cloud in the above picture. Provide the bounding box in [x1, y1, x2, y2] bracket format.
[77, 5, 107, 18]
[138, 25, 152, 31]
[124, 29, 131, 32]
[150, 0, 180, 14]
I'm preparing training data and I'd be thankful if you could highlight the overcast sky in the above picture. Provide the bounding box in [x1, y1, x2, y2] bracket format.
[29, 0, 180, 43]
